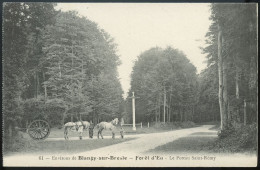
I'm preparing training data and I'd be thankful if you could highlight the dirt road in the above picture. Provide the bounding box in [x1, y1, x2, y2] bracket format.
[3, 125, 257, 167]
[80, 125, 216, 155]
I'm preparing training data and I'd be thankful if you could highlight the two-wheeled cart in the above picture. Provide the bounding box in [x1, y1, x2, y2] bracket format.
[15, 117, 51, 140]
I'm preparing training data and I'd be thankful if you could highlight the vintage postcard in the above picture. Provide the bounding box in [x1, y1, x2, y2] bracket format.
[2, 2, 258, 167]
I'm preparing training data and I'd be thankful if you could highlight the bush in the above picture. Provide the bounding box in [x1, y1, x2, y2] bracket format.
[3, 131, 28, 153]
[211, 123, 257, 152]
[180, 121, 196, 128]
[23, 97, 66, 127]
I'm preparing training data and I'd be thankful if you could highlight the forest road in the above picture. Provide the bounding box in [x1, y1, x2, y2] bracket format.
[4, 125, 257, 167]
[80, 125, 217, 156]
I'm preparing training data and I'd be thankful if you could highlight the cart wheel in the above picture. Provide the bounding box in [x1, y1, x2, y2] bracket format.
[28, 120, 50, 140]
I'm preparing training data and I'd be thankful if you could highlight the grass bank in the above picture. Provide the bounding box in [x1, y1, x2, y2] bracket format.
[4, 137, 135, 157]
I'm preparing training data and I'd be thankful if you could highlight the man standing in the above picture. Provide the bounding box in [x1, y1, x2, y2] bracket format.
[89, 121, 94, 138]
[78, 122, 84, 140]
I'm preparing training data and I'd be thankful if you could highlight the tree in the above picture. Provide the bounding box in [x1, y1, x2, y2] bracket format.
[41, 11, 123, 124]
[202, 4, 257, 130]
[3, 2, 57, 138]
[128, 47, 197, 123]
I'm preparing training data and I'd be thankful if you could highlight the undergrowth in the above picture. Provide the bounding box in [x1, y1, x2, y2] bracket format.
[207, 122, 257, 152]
[152, 121, 196, 129]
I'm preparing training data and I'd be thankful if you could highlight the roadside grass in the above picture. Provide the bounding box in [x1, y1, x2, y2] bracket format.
[4, 137, 135, 157]
[147, 135, 218, 154]
[147, 123, 257, 155]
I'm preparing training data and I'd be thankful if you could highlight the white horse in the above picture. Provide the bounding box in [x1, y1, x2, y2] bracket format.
[64, 121, 90, 140]
[96, 118, 119, 139]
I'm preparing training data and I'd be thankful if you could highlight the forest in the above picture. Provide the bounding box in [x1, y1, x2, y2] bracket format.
[3, 3, 257, 152]
[128, 3, 257, 125]
[127, 4, 257, 150]
[3, 3, 124, 140]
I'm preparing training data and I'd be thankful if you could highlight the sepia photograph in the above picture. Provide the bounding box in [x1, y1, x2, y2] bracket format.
[2, 2, 258, 167]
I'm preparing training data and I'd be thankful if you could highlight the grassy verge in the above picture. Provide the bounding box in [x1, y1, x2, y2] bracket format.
[208, 123, 257, 153]
[4, 137, 135, 157]
[147, 135, 218, 154]
[147, 123, 257, 155]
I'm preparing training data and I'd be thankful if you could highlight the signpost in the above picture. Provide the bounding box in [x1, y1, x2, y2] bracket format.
[128, 92, 139, 131]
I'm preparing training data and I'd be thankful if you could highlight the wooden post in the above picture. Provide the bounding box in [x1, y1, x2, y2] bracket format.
[141, 122, 142, 128]
[244, 99, 247, 125]
[148, 122, 149, 128]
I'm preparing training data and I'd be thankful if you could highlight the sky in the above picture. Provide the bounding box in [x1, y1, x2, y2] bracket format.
[56, 3, 212, 99]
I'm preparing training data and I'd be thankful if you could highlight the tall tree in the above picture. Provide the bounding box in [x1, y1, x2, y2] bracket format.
[202, 4, 257, 130]
[3, 2, 57, 137]
[128, 47, 197, 123]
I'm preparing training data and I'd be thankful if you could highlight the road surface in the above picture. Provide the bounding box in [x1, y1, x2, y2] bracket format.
[3, 125, 257, 167]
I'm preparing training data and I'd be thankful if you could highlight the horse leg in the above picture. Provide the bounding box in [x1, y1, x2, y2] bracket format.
[97, 129, 100, 139]
[64, 127, 68, 140]
[78, 126, 83, 140]
[89, 128, 93, 138]
[79, 132, 82, 140]
[112, 131, 115, 139]
[100, 129, 104, 139]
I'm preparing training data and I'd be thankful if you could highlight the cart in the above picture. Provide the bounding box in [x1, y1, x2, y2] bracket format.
[16, 115, 51, 140]
[26, 119, 51, 140]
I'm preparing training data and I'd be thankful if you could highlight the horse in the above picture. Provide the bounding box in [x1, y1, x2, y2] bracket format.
[64, 121, 90, 140]
[96, 118, 119, 139]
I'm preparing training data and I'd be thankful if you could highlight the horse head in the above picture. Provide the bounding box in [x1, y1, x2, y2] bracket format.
[112, 118, 119, 125]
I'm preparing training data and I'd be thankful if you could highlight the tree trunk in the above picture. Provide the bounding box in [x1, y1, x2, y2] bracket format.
[191, 105, 193, 122]
[235, 67, 240, 99]
[169, 95, 171, 122]
[244, 99, 247, 125]
[34, 72, 37, 98]
[62, 109, 68, 125]
[184, 107, 186, 121]
[223, 48, 229, 129]
[43, 72, 47, 100]
[218, 24, 225, 130]
[180, 107, 183, 122]
[71, 114, 73, 122]
[163, 86, 166, 123]
[8, 123, 13, 138]
[158, 94, 161, 122]
[155, 112, 157, 123]
[59, 63, 62, 78]
[235, 66, 241, 122]
[37, 72, 40, 98]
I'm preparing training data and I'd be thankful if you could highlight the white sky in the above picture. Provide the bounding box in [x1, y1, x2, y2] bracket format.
[56, 3, 212, 99]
